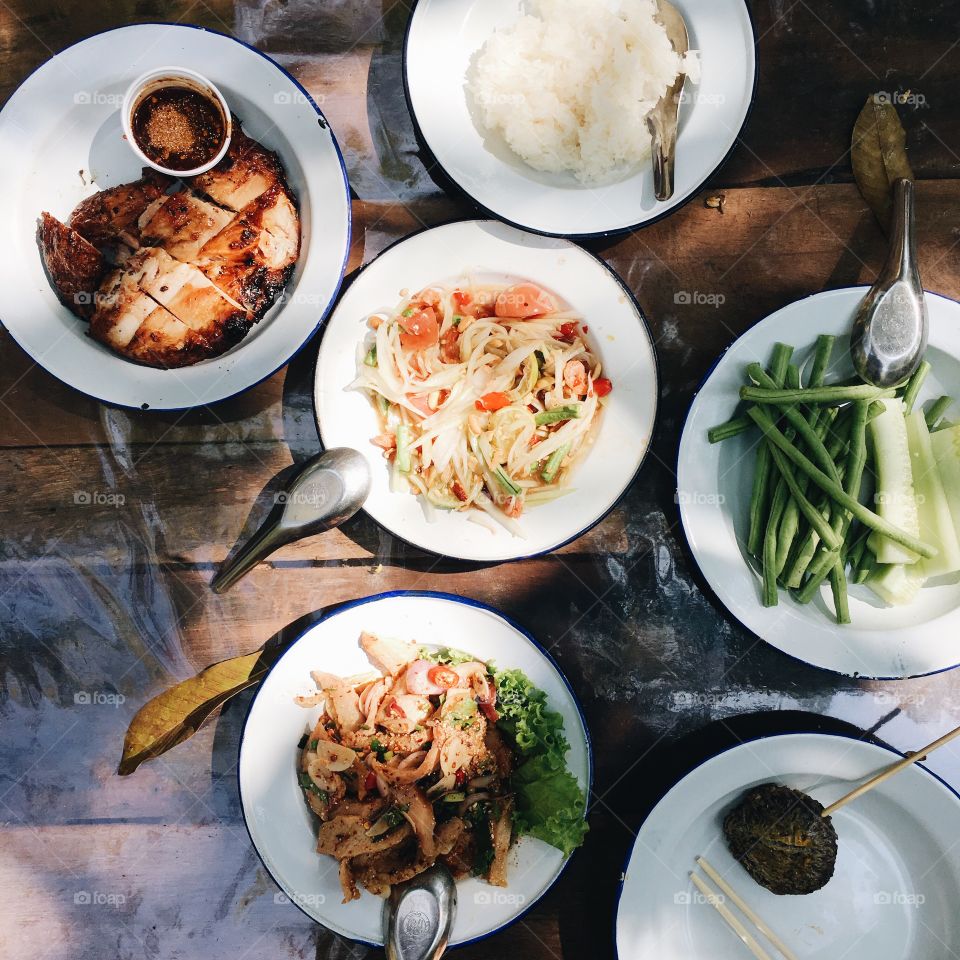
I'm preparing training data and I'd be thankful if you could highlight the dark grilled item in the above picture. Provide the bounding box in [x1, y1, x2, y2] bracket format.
[41, 124, 300, 367]
[723, 783, 838, 895]
[186, 124, 286, 211]
[37, 213, 106, 318]
[68, 168, 172, 246]
[194, 184, 299, 317]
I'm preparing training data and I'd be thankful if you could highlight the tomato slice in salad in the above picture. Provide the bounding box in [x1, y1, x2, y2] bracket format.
[427, 664, 459, 689]
[475, 391, 511, 412]
[399, 306, 440, 350]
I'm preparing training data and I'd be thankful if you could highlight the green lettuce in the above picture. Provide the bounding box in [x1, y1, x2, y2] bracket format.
[493, 667, 588, 857]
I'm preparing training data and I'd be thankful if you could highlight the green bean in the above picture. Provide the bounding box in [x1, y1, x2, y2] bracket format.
[741, 384, 896, 406]
[535, 405, 581, 426]
[796, 401, 871, 596]
[747, 343, 794, 556]
[746, 406, 937, 559]
[708, 415, 751, 443]
[854, 548, 878, 584]
[762, 482, 789, 606]
[807, 334, 836, 389]
[925, 396, 953, 431]
[746, 363, 840, 482]
[829, 562, 851, 624]
[767, 445, 843, 551]
[901, 360, 931, 414]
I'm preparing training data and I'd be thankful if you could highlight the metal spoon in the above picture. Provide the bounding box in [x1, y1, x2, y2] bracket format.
[647, 0, 689, 201]
[383, 863, 456, 960]
[850, 178, 928, 388]
[210, 447, 371, 593]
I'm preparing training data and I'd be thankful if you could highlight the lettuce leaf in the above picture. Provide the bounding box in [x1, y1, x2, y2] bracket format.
[493, 667, 588, 857]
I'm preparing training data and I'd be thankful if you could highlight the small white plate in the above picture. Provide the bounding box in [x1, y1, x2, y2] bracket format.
[403, 0, 756, 237]
[616, 732, 960, 960]
[678, 287, 960, 679]
[0, 24, 351, 410]
[238, 590, 592, 947]
[314, 219, 658, 562]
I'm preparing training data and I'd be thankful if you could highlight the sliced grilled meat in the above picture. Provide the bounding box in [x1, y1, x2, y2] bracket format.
[68, 168, 172, 247]
[138, 191, 235, 262]
[187, 124, 285, 211]
[194, 184, 300, 318]
[37, 213, 106, 318]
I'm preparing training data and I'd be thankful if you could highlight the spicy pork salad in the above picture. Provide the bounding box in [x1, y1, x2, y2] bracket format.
[295, 631, 587, 902]
[351, 280, 612, 535]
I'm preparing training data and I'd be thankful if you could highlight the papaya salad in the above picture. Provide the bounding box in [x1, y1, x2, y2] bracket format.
[295, 631, 587, 902]
[351, 280, 612, 534]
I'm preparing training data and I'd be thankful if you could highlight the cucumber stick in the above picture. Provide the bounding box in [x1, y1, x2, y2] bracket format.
[865, 562, 926, 606]
[395, 424, 412, 473]
[906, 410, 960, 577]
[867, 399, 921, 564]
[931, 424, 960, 544]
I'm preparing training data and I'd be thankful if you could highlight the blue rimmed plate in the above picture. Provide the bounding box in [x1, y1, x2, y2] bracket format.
[238, 591, 592, 947]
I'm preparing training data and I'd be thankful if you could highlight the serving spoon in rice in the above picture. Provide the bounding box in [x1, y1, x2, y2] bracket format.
[647, 0, 689, 201]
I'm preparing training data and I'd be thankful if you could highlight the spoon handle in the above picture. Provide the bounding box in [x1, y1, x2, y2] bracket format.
[648, 105, 678, 202]
[821, 720, 960, 817]
[211, 517, 289, 594]
[882, 177, 917, 282]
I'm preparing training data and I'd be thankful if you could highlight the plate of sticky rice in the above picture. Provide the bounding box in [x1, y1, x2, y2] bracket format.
[403, 0, 755, 238]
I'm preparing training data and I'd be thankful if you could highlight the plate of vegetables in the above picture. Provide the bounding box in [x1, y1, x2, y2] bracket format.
[314, 219, 657, 562]
[615, 732, 960, 960]
[678, 286, 960, 678]
[238, 590, 591, 946]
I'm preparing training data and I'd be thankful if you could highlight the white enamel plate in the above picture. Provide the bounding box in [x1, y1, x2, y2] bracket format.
[314, 219, 658, 562]
[678, 287, 960, 678]
[616, 732, 960, 960]
[238, 591, 591, 946]
[404, 0, 756, 237]
[0, 24, 350, 410]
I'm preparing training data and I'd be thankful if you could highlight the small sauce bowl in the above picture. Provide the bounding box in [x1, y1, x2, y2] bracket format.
[121, 67, 231, 177]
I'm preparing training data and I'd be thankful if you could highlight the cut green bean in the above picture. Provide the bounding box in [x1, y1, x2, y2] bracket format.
[925, 396, 953, 431]
[535, 405, 581, 426]
[741, 384, 896, 406]
[854, 548, 878, 584]
[747, 343, 794, 556]
[901, 360, 931, 414]
[762, 482, 789, 606]
[746, 407, 937, 559]
[767, 445, 843, 551]
[708, 415, 752, 443]
[807, 335, 836, 388]
[746, 363, 841, 482]
[829, 562, 851, 624]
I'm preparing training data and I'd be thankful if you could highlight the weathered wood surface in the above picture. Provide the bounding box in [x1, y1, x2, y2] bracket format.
[3, 2, 960, 959]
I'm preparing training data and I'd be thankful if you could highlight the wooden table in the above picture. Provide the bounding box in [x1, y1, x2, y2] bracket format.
[3, 2, 960, 957]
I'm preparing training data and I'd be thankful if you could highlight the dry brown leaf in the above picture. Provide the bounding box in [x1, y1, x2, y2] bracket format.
[852, 95, 914, 231]
[118, 647, 279, 775]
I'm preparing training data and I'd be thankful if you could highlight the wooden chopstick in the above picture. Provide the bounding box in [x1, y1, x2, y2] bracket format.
[690, 871, 774, 960]
[696, 856, 798, 960]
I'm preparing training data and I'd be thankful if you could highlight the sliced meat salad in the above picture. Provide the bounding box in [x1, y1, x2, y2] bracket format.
[38, 123, 300, 368]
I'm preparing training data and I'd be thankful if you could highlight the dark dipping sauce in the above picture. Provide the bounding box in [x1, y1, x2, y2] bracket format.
[131, 85, 226, 172]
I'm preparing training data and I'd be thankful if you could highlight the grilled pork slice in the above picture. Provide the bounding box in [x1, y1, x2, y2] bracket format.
[69, 169, 172, 247]
[37, 213, 106, 318]
[194, 185, 300, 318]
[138, 191, 235, 262]
[88, 253, 208, 368]
[136, 246, 250, 351]
[187, 125, 285, 211]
